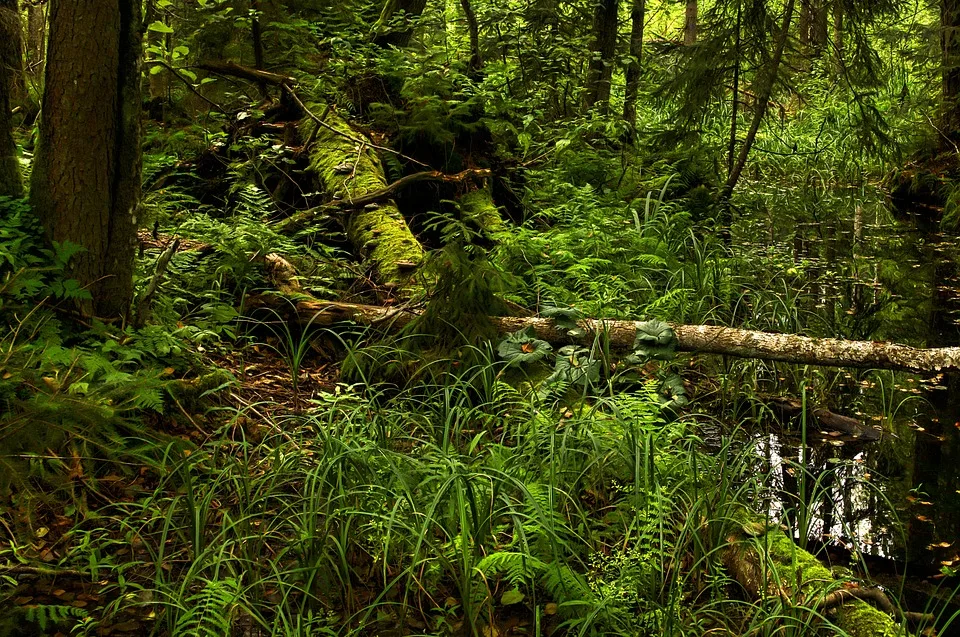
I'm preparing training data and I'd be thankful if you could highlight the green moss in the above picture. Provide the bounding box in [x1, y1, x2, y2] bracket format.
[458, 187, 504, 232]
[730, 509, 909, 637]
[301, 112, 425, 288]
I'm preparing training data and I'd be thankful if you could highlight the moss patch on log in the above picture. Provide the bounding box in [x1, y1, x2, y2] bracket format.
[726, 508, 909, 637]
[300, 110, 424, 289]
[458, 186, 503, 232]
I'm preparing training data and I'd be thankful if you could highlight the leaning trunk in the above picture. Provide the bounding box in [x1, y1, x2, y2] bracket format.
[0, 0, 22, 197]
[30, 0, 142, 318]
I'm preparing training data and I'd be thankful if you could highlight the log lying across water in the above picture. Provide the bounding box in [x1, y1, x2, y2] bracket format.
[271, 296, 960, 374]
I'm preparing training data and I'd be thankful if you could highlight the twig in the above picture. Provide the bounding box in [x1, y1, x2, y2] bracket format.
[282, 86, 432, 168]
[145, 60, 228, 114]
[134, 238, 180, 328]
[0, 563, 89, 578]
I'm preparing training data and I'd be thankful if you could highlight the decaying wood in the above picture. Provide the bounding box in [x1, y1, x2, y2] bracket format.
[261, 297, 960, 373]
[722, 510, 914, 636]
[761, 394, 881, 441]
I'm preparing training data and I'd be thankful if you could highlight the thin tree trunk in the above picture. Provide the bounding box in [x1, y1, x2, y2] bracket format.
[584, 0, 618, 112]
[250, 0, 267, 96]
[718, 0, 796, 237]
[684, 0, 697, 44]
[0, 0, 22, 197]
[942, 0, 960, 141]
[26, 2, 44, 78]
[832, 2, 843, 74]
[372, 0, 430, 48]
[623, 0, 645, 128]
[30, 0, 142, 318]
[459, 0, 482, 75]
[727, 0, 741, 175]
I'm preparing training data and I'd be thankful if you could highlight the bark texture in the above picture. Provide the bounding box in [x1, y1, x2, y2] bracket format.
[623, 0, 645, 128]
[0, 0, 20, 197]
[30, 0, 143, 318]
[300, 110, 425, 289]
[684, 0, 697, 44]
[265, 298, 960, 374]
[584, 0, 618, 112]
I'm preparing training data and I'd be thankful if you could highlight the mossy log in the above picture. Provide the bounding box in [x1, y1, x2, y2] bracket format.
[725, 509, 911, 637]
[300, 110, 425, 289]
[458, 185, 504, 232]
[260, 297, 960, 373]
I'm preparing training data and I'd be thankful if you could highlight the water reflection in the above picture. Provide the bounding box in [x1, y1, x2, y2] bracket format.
[736, 208, 960, 572]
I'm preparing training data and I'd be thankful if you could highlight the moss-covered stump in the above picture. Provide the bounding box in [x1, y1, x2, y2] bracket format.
[300, 110, 425, 290]
[724, 509, 911, 637]
[458, 186, 504, 232]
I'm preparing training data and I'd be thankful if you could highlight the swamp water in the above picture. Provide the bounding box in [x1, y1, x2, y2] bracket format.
[728, 204, 960, 621]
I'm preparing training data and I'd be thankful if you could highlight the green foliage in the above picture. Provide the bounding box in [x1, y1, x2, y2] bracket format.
[496, 327, 552, 366]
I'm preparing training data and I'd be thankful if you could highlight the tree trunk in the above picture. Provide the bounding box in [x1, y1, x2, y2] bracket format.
[0, 0, 22, 197]
[372, 0, 429, 48]
[300, 109, 425, 290]
[267, 298, 960, 374]
[718, 0, 795, 237]
[144, 0, 169, 104]
[250, 0, 268, 96]
[26, 2, 44, 79]
[623, 0, 645, 128]
[684, 0, 697, 45]
[942, 0, 960, 141]
[30, 0, 142, 318]
[584, 0, 618, 112]
[459, 0, 482, 75]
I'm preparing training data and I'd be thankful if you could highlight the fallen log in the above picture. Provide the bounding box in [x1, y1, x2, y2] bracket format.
[724, 509, 914, 637]
[261, 297, 960, 373]
[299, 110, 426, 290]
[760, 394, 881, 441]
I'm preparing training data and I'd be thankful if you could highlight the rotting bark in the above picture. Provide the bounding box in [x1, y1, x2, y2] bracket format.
[724, 509, 912, 637]
[259, 297, 960, 374]
[299, 110, 426, 289]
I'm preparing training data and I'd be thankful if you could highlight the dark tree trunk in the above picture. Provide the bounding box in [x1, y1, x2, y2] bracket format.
[30, 0, 142, 318]
[26, 2, 44, 79]
[0, 0, 21, 197]
[460, 0, 482, 75]
[250, 0, 267, 96]
[584, 0, 618, 112]
[623, 0, 645, 128]
[942, 0, 960, 142]
[684, 0, 697, 45]
[372, 0, 429, 49]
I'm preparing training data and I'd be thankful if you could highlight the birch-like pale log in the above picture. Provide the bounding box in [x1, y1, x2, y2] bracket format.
[267, 296, 960, 374]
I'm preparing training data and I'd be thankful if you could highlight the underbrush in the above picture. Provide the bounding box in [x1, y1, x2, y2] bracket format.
[1, 334, 923, 636]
